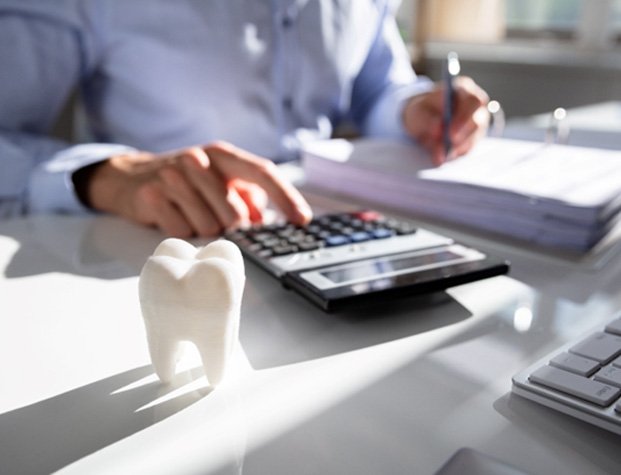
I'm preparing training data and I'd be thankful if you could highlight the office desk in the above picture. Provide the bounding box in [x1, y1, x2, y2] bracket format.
[1, 191, 621, 475]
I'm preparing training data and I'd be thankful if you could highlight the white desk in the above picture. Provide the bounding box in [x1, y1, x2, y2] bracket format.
[504, 101, 621, 150]
[1, 190, 621, 475]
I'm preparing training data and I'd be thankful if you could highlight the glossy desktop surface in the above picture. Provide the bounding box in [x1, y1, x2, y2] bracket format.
[1, 190, 621, 474]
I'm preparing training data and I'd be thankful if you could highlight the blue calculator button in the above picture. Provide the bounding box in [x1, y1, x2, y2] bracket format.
[350, 231, 372, 242]
[371, 228, 394, 239]
[325, 235, 351, 247]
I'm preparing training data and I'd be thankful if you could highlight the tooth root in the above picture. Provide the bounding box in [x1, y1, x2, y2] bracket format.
[145, 329, 182, 384]
[197, 340, 227, 387]
[188, 259, 240, 386]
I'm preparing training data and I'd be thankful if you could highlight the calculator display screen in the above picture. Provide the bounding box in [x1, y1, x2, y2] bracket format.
[319, 250, 461, 285]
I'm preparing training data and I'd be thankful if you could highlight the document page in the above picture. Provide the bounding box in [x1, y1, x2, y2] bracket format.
[420, 138, 621, 207]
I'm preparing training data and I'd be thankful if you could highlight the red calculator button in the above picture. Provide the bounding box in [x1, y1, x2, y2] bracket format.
[352, 210, 383, 222]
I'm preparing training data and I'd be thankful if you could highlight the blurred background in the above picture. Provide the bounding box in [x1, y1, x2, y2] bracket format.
[53, 1, 621, 141]
[395, 0, 621, 118]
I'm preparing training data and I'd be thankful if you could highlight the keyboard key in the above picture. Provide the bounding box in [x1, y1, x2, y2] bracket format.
[529, 365, 620, 406]
[605, 318, 621, 336]
[594, 366, 621, 388]
[550, 352, 600, 377]
[570, 332, 621, 363]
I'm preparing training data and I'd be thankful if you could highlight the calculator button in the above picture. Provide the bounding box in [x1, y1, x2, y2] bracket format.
[247, 242, 263, 253]
[262, 237, 282, 248]
[257, 249, 273, 258]
[394, 223, 418, 235]
[349, 231, 372, 243]
[295, 242, 319, 252]
[352, 210, 383, 222]
[227, 230, 247, 241]
[252, 232, 276, 242]
[325, 235, 351, 247]
[272, 245, 298, 256]
[329, 223, 345, 232]
[371, 228, 394, 239]
[236, 237, 254, 247]
[286, 234, 307, 244]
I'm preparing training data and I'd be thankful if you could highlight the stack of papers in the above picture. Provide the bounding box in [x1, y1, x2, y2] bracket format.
[301, 137, 621, 251]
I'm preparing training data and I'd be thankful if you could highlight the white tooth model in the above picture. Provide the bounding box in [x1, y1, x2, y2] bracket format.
[138, 238, 245, 386]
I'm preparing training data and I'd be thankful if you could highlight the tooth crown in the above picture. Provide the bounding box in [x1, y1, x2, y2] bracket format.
[139, 238, 245, 386]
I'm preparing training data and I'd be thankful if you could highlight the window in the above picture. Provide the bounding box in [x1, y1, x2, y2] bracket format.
[506, 0, 581, 36]
[398, 0, 621, 50]
[506, 0, 621, 47]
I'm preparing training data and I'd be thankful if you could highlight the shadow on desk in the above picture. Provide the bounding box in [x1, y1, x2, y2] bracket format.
[0, 365, 211, 475]
[494, 394, 621, 475]
[240, 263, 474, 370]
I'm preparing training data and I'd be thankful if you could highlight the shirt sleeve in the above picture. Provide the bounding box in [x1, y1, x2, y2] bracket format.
[349, 1, 434, 141]
[0, 7, 134, 216]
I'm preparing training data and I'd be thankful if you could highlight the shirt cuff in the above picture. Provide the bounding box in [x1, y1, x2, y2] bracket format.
[362, 77, 435, 142]
[27, 143, 137, 214]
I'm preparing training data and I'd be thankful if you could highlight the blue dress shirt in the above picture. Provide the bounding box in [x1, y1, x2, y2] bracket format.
[0, 0, 432, 216]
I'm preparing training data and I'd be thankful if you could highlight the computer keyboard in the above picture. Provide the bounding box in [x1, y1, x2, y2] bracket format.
[512, 312, 621, 435]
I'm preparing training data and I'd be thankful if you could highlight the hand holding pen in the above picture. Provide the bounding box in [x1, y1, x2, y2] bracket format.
[402, 52, 490, 166]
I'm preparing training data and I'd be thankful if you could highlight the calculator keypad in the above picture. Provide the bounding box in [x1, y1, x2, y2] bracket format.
[226, 211, 418, 259]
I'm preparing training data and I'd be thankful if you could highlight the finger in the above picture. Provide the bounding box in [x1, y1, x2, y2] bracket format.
[430, 141, 448, 166]
[450, 77, 489, 140]
[134, 182, 194, 238]
[403, 89, 442, 140]
[179, 148, 249, 230]
[204, 141, 312, 225]
[226, 186, 252, 228]
[451, 114, 489, 158]
[233, 180, 267, 223]
[158, 166, 223, 236]
[451, 105, 490, 156]
[451, 133, 479, 158]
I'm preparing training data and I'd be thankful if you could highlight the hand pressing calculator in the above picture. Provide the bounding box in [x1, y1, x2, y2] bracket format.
[226, 210, 509, 311]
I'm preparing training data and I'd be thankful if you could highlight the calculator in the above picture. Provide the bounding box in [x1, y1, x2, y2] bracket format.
[226, 210, 509, 311]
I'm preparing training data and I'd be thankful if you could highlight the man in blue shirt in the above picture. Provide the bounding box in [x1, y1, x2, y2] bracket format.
[0, 0, 489, 237]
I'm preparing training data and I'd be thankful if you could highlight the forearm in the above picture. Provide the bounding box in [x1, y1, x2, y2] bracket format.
[28, 143, 139, 215]
[350, 2, 433, 140]
[0, 129, 137, 217]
